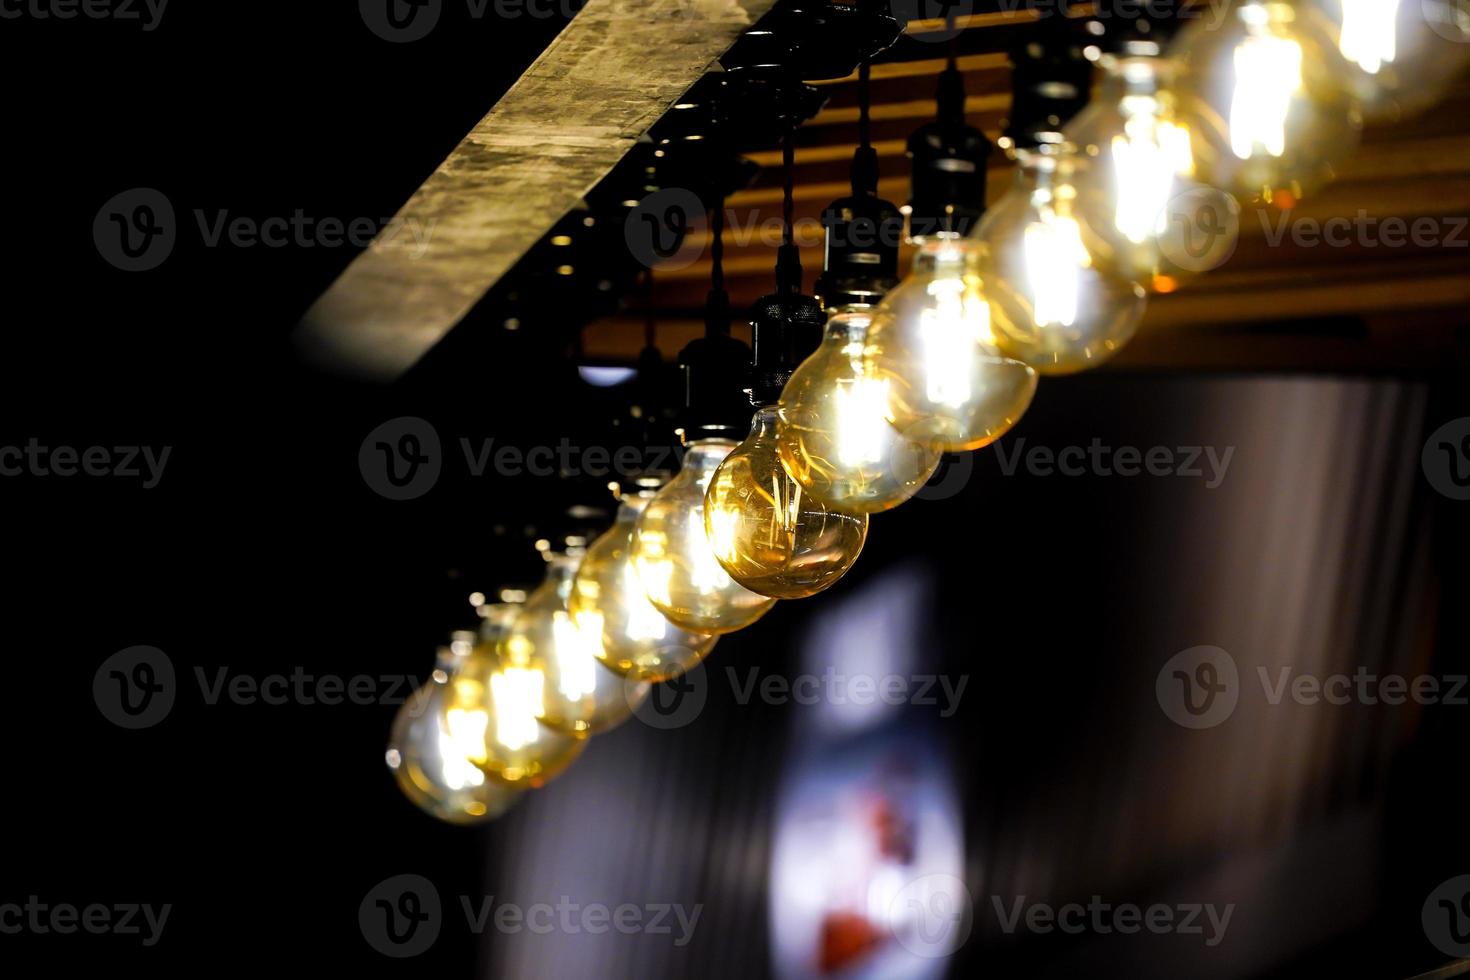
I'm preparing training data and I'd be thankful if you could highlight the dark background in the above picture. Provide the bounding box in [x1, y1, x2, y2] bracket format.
[2, 3, 1468, 978]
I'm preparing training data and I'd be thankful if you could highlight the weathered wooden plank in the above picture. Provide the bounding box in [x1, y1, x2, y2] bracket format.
[297, 0, 777, 380]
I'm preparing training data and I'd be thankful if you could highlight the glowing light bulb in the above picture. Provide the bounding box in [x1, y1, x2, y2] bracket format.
[777, 312, 943, 513]
[1065, 47, 1236, 289]
[499, 553, 650, 736]
[631, 438, 777, 633]
[1171, 1, 1360, 205]
[385, 645, 526, 824]
[570, 493, 718, 682]
[1311, 0, 1470, 119]
[443, 647, 587, 788]
[702, 407, 868, 599]
[977, 147, 1148, 375]
[862, 238, 1037, 450]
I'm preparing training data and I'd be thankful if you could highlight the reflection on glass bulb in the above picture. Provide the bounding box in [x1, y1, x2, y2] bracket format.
[778, 312, 944, 513]
[386, 647, 526, 824]
[978, 149, 1148, 375]
[444, 647, 586, 788]
[499, 553, 649, 736]
[570, 493, 718, 682]
[1337, 0, 1395, 74]
[1310, 0, 1470, 120]
[1171, 1, 1359, 205]
[863, 239, 1037, 450]
[703, 407, 868, 599]
[631, 438, 777, 633]
[1066, 52, 1236, 288]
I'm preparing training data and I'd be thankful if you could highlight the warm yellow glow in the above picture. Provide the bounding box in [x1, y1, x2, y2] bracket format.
[437, 709, 489, 790]
[1109, 100, 1195, 244]
[917, 275, 984, 408]
[1229, 9, 1303, 159]
[549, 610, 599, 702]
[1338, 0, 1397, 74]
[832, 355, 892, 468]
[488, 667, 545, 751]
[1023, 209, 1090, 328]
[620, 561, 669, 641]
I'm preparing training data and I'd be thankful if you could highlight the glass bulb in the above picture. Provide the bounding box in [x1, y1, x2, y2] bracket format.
[631, 438, 777, 633]
[704, 407, 869, 599]
[976, 148, 1148, 375]
[777, 311, 944, 513]
[499, 554, 650, 736]
[416, 644, 586, 791]
[386, 644, 526, 824]
[1066, 50, 1232, 289]
[1171, 0, 1361, 205]
[863, 238, 1038, 450]
[1309, 0, 1470, 120]
[570, 493, 719, 682]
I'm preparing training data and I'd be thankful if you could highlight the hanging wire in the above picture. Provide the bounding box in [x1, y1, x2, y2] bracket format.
[782, 127, 795, 249]
[642, 268, 657, 350]
[710, 190, 725, 295]
[858, 60, 871, 152]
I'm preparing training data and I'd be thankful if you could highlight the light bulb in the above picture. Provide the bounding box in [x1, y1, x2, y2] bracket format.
[1309, 0, 1470, 120]
[386, 643, 526, 824]
[440, 647, 587, 789]
[976, 148, 1148, 375]
[570, 492, 719, 682]
[1066, 46, 1233, 288]
[862, 238, 1038, 450]
[631, 438, 777, 633]
[1171, 1, 1361, 205]
[777, 311, 943, 513]
[703, 407, 869, 599]
[499, 553, 650, 736]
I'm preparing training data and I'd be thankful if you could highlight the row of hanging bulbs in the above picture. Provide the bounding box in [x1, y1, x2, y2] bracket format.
[388, 0, 1470, 824]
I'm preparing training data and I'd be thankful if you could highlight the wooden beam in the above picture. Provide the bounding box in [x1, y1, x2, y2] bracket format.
[295, 0, 776, 380]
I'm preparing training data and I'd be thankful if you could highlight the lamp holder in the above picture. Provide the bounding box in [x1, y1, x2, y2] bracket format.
[1001, 15, 1093, 153]
[816, 61, 904, 311]
[906, 62, 994, 240]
